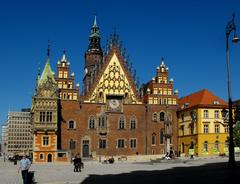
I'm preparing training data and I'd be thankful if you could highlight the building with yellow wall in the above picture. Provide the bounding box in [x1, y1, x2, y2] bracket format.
[178, 89, 229, 156]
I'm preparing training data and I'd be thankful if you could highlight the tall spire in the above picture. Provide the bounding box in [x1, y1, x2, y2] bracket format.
[87, 16, 102, 52]
[93, 15, 97, 27]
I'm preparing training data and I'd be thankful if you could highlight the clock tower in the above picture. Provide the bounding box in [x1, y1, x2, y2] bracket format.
[83, 16, 103, 95]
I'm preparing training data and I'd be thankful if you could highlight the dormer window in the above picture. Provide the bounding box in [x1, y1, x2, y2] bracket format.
[213, 100, 220, 105]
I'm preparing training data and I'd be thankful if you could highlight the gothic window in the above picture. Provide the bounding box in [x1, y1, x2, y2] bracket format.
[152, 133, 156, 145]
[118, 116, 125, 129]
[130, 117, 137, 129]
[117, 139, 125, 148]
[69, 139, 76, 150]
[89, 116, 96, 129]
[46, 112, 52, 122]
[160, 112, 165, 121]
[130, 138, 137, 148]
[99, 139, 106, 149]
[98, 115, 107, 128]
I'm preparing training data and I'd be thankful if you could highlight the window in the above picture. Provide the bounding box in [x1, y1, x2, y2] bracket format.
[117, 139, 125, 148]
[46, 112, 52, 122]
[215, 124, 220, 133]
[69, 139, 76, 150]
[204, 110, 209, 118]
[203, 124, 209, 133]
[118, 116, 125, 129]
[43, 136, 49, 146]
[153, 113, 157, 122]
[68, 120, 75, 129]
[159, 129, 164, 144]
[160, 112, 165, 121]
[214, 110, 219, 118]
[99, 115, 106, 128]
[130, 117, 137, 129]
[89, 116, 95, 129]
[130, 139, 137, 148]
[224, 125, 229, 133]
[204, 141, 208, 152]
[99, 139, 106, 149]
[152, 133, 156, 145]
[40, 153, 44, 160]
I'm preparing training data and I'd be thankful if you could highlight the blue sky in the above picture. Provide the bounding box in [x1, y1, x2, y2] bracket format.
[0, 0, 240, 128]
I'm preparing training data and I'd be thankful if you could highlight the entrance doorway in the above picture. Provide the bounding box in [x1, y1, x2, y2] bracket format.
[47, 154, 52, 162]
[82, 140, 89, 158]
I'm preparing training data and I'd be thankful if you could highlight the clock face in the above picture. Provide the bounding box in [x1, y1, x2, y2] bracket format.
[109, 99, 120, 109]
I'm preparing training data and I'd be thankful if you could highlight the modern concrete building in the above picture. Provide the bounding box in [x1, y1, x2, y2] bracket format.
[6, 109, 32, 156]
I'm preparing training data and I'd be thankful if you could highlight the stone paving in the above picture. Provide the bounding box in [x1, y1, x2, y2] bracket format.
[0, 156, 239, 184]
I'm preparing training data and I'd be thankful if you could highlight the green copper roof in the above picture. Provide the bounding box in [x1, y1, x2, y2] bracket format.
[38, 57, 56, 86]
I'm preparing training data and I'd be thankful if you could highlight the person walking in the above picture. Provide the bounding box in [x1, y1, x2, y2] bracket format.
[18, 155, 31, 184]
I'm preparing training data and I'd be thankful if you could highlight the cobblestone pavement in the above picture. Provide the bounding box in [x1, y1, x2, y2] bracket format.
[0, 156, 239, 184]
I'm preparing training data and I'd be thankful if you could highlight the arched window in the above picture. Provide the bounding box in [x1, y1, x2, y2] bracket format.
[99, 115, 107, 128]
[152, 133, 156, 145]
[153, 113, 158, 122]
[40, 153, 44, 160]
[130, 117, 137, 129]
[89, 116, 96, 129]
[68, 120, 75, 129]
[119, 116, 125, 129]
[160, 112, 165, 121]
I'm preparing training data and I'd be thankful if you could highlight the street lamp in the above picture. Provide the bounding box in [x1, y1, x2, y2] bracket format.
[224, 13, 239, 169]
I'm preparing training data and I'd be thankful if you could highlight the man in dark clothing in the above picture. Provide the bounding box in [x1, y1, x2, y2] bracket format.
[73, 154, 82, 172]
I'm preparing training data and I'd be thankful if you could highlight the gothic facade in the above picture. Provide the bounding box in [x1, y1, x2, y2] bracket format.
[31, 17, 179, 162]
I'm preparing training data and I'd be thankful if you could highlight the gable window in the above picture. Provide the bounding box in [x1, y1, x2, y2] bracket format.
[89, 116, 96, 129]
[152, 133, 156, 145]
[68, 120, 75, 129]
[160, 112, 165, 121]
[204, 110, 209, 118]
[153, 113, 157, 122]
[118, 116, 125, 129]
[130, 117, 137, 129]
[117, 139, 125, 148]
[130, 139, 137, 148]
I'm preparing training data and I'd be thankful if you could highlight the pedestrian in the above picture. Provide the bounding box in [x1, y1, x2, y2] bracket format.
[18, 155, 31, 184]
[169, 147, 175, 159]
[73, 156, 78, 172]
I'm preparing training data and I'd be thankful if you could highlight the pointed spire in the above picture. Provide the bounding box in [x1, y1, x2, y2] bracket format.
[160, 57, 165, 67]
[93, 15, 97, 27]
[61, 50, 66, 62]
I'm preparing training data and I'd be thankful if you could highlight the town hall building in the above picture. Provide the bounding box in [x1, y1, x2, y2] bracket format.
[31, 17, 179, 162]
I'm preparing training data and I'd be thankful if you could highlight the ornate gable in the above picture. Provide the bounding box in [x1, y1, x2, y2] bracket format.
[85, 49, 141, 104]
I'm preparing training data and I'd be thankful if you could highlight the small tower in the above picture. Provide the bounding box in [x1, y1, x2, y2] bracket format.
[55, 50, 79, 100]
[83, 16, 103, 95]
[31, 45, 59, 163]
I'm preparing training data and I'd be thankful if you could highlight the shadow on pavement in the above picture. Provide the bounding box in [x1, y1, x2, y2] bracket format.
[81, 161, 240, 184]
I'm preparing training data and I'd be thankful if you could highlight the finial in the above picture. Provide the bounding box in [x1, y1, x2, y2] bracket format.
[47, 40, 50, 57]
